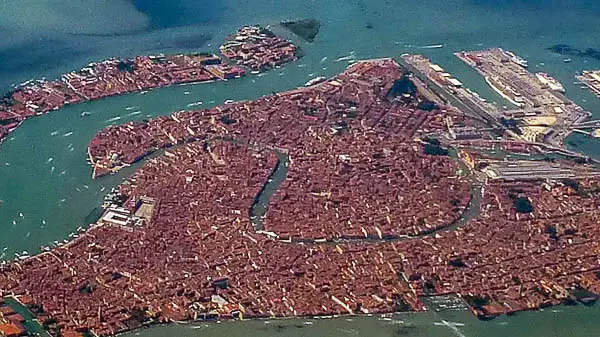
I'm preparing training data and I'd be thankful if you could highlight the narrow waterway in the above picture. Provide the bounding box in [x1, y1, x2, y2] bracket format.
[249, 151, 289, 232]
[247, 145, 483, 243]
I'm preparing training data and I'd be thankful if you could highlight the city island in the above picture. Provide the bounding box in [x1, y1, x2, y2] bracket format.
[2, 39, 600, 337]
[0, 25, 299, 145]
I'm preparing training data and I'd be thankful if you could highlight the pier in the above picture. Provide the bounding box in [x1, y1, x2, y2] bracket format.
[454, 48, 590, 146]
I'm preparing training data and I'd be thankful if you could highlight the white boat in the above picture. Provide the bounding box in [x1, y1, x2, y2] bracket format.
[504, 50, 529, 68]
[535, 72, 565, 92]
[421, 44, 444, 49]
[186, 101, 203, 107]
[305, 76, 327, 87]
[484, 76, 525, 107]
[334, 55, 354, 62]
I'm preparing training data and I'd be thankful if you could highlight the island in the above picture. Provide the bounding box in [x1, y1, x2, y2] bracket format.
[280, 19, 321, 43]
[0, 25, 300, 146]
[2, 53, 600, 337]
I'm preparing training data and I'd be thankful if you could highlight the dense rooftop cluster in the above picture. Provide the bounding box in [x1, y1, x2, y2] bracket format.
[401, 179, 600, 317]
[4, 58, 600, 337]
[0, 26, 299, 146]
[0, 298, 27, 337]
[0, 141, 421, 336]
[219, 26, 299, 71]
[266, 131, 471, 240]
[88, 59, 462, 177]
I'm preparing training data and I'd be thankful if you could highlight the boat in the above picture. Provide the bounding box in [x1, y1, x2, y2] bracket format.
[127, 110, 142, 116]
[81, 111, 91, 117]
[535, 72, 565, 92]
[421, 44, 444, 49]
[564, 58, 572, 63]
[504, 50, 529, 68]
[186, 101, 203, 107]
[305, 76, 327, 87]
[334, 55, 354, 62]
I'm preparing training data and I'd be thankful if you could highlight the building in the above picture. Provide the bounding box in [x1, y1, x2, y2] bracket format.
[0, 322, 26, 337]
[205, 65, 246, 80]
[447, 78, 463, 88]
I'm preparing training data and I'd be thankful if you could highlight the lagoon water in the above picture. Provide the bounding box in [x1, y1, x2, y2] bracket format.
[2, 1, 600, 336]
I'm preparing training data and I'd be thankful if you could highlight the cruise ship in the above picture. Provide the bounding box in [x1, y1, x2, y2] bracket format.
[504, 50, 529, 68]
[535, 72, 565, 93]
[485, 76, 525, 107]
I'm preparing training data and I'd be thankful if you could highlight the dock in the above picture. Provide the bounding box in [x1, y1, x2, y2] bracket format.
[455, 48, 590, 145]
[577, 70, 600, 98]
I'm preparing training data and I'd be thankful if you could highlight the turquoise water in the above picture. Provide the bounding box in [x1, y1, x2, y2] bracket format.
[123, 304, 600, 337]
[1, 0, 600, 336]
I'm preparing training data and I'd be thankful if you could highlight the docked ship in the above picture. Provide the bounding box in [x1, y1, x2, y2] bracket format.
[504, 50, 529, 68]
[484, 76, 525, 107]
[535, 72, 565, 93]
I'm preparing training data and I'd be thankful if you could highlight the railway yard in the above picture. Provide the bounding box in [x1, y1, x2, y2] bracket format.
[3, 55, 600, 337]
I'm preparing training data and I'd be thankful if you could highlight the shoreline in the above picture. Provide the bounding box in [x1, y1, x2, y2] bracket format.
[0, 25, 301, 150]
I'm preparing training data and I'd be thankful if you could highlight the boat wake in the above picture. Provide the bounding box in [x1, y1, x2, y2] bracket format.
[420, 44, 444, 49]
[126, 110, 142, 117]
[106, 116, 122, 123]
[434, 320, 467, 337]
